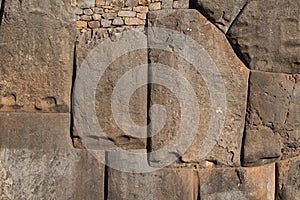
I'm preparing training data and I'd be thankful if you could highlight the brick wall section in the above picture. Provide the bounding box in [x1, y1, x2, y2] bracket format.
[73, 0, 188, 31]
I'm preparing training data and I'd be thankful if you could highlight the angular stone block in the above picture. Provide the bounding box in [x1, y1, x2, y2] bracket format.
[244, 71, 300, 166]
[0, 112, 104, 199]
[193, 0, 247, 33]
[148, 9, 249, 167]
[108, 168, 195, 200]
[0, 149, 104, 200]
[196, 164, 275, 200]
[227, 0, 300, 73]
[0, 112, 72, 149]
[74, 29, 148, 150]
[0, 0, 76, 112]
[276, 156, 300, 200]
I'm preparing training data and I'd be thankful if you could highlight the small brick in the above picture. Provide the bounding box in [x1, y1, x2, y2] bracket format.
[74, 7, 83, 15]
[112, 17, 124, 26]
[149, 2, 161, 10]
[137, 13, 146, 20]
[93, 7, 104, 14]
[80, 15, 92, 21]
[92, 13, 102, 20]
[101, 19, 112, 27]
[103, 13, 117, 20]
[83, 8, 93, 15]
[161, 0, 173, 9]
[88, 21, 101, 29]
[133, 6, 149, 12]
[118, 11, 136, 17]
[138, 0, 151, 5]
[77, 21, 87, 29]
[96, 0, 105, 6]
[124, 17, 145, 25]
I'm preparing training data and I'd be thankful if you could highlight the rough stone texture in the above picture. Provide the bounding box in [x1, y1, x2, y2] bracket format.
[173, 0, 189, 9]
[0, 0, 76, 112]
[108, 168, 195, 200]
[0, 113, 104, 199]
[227, 0, 300, 73]
[193, 0, 247, 33]
[244, 71, 300, 166]
[276, 156, 300, 200]
[75, 30, 148, 150]
[78, 0, 96, 8]
[148, 9, 249, 167]
[197, 163, 275, 200]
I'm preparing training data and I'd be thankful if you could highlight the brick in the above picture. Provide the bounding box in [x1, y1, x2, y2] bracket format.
[118, 10, 137, 17]
[124, 17, 145, 25]
[149, 2, 161, 10]
[88, 21, 101, 28]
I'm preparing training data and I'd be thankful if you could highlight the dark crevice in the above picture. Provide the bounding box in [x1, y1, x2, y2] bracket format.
[275, 162, 280, 200]
[104, 153, 109, 200]
[146, 54, 152, 156]
[70, 41, 78, 147]
[226, 1, 251, 70]
[0, 0, 5, 27]
[241, 71, 251, 167]
[226, 0, 249, 34]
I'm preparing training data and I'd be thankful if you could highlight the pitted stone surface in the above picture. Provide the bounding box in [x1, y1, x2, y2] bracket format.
[0, 0, 76, 112]
[193, 0, 247, 33]
[227, 0, 300, 73]
[148, 9, 249, 167]
[244, 71, 300, 166]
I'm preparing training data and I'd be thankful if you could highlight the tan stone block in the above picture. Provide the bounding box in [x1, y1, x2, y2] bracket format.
[148, 10, 249, 167]
[108, 167, 195, 200]
[197, 164, 275, 199]
[77, 20, 88, 29]
[133, 6, 149, 12]
[124, 17, 145, 25]
[0, 0, 76, 113]
[149, 2, 161, 10]
[137, 13, 146, 20]
[276, 156, 300, 200]
[118, 10, 137, 17]
[88, 21, 101, 28]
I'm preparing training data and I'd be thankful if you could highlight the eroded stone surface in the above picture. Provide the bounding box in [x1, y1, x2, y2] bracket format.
[227, 0, 300, 73]
[193, 0, 247, 33]
[75, 29, 147, 149]
[108, 168, 195, 200]
[197, 163, 275, 200]
[244, 71, 300, 166]
[148, 9, 249, 167]
[0, 113, 104, 200]
[276, 156, 300, 200]
[0, 0, 76, 112]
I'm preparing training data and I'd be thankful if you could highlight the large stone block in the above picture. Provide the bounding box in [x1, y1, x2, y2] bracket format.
[227, 0, 300, 73]
[147, 9, 249, 167]
[196, 163, 275, 200]
[276, 156, 300, 200]
[244, 71, 300, 166]
[74, 29, 148, 150]
[107, 168, 195, 200]
[0, 113, 104, 199]
[193, 0, 247, 33]
[0, 0, 76, 112]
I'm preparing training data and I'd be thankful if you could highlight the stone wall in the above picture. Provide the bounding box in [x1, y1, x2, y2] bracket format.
[0, 0, 299, 199]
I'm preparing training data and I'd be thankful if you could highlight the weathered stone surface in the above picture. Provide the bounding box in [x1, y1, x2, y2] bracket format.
[173, 0, 189, 9]
[148, 9, 249, 167]
[193, 0, 247, 33]
[108, 168, 195, 200]
[0, 112, 72, 149]
[276, 156, 300, 200]
[197, 163, 275, 200]
[0, 113, 104, 199]
[243, 126, 282, 167]
[124, 17, 145, 25]
[245, 71, 300, 166]
[78, 0, 96, 8]
[227, 0, 300, 73]
[75, 30, 148, 150]
[0, 0, 76, 112]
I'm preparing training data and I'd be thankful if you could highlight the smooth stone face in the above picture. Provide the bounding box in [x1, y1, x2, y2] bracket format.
[227, 0, 300, 73]
[147, 9, 249, 167]
[276, 156, 300, 200]
[0, 0, 76, 112]
[196, 164, 275, 200]
[193, 0, 247, 33]
[75, 29, 148, 150]
[107, 168, 194, 200]
[0, 113, 104, 200]
[245, 71, 300, 165]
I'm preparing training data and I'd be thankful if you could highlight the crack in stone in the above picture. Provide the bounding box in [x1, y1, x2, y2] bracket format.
[0, 0, 5, 27]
